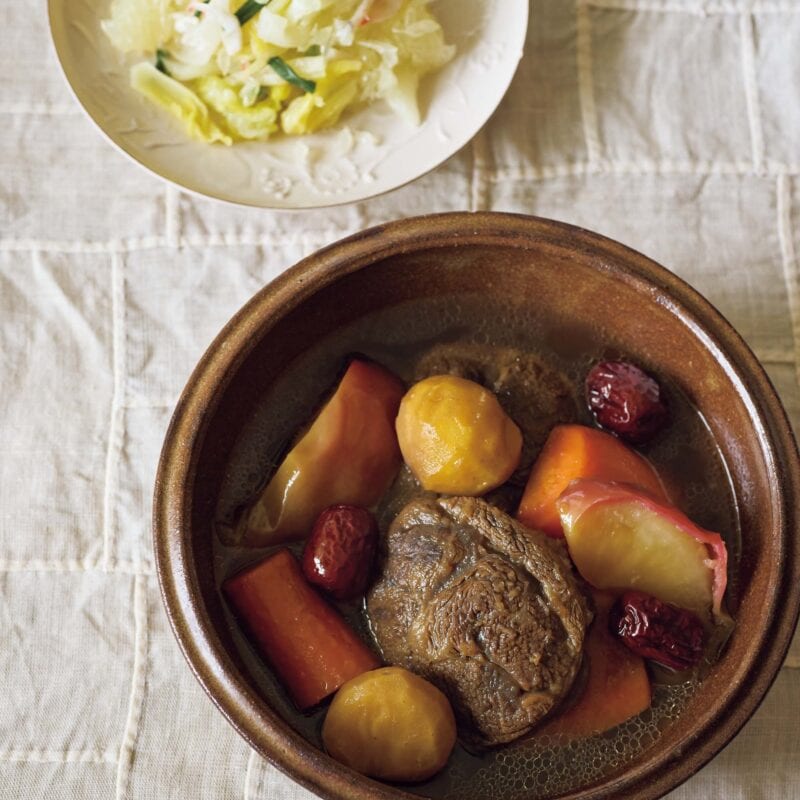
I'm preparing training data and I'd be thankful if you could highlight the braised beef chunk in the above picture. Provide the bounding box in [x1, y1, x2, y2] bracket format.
[413, 343, 579, 483]
[366, 496, 591, 746]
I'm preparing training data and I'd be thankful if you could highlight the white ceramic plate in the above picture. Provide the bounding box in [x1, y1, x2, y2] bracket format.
[49, 0, 528, 209]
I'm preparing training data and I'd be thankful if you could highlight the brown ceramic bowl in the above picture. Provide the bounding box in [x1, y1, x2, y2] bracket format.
[154, 212, 800, 800]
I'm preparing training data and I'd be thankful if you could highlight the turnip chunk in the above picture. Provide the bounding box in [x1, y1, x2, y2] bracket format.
[557, 480, 728, 621]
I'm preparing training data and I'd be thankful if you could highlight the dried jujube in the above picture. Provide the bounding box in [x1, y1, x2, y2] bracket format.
[585, 360, 669, 444]
[302, 505, 378, 601]
[609, 590, 706, 671]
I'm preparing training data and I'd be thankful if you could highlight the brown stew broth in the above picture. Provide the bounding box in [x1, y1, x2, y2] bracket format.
[213, 293, 740, 799]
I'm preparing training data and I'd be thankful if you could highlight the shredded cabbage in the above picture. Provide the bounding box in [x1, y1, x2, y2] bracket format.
[102, 0, 174, 53]
[193, 75, 280, 138]
[130, 62, 233, 143]
[104, 0, 454, 144]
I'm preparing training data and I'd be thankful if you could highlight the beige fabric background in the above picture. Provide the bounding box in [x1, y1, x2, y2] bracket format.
[2, 0, 800, 797]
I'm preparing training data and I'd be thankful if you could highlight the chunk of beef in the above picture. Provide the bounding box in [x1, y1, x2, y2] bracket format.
[366, 496, 591, 746]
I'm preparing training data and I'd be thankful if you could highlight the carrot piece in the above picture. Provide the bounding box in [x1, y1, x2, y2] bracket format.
[517, 424, 669, 538]
[224, 549, 381, 710]
[539, 590, 651, 739]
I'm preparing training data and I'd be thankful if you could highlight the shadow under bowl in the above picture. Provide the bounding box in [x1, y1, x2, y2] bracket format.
[154, 212, 800, 800]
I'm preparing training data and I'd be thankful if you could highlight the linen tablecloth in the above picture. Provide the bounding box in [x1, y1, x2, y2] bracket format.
[2, 1, 800, 797]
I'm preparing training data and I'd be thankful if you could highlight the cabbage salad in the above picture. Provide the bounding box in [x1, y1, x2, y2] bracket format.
[103, 0, 455, 144]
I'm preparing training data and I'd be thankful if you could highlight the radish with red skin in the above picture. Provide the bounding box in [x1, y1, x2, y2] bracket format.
[557, 480, 728, 621]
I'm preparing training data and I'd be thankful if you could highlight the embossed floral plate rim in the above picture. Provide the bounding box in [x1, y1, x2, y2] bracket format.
[48, 0, 528, 210]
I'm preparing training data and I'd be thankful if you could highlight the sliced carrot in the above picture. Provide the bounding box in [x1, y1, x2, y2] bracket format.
[539, 590, 651, 739]
[224, 549, 381, 710]
[517, 424, 669, 538]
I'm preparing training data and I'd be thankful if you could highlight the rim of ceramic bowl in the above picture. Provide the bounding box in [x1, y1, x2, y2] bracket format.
[154, 211, 800, 800]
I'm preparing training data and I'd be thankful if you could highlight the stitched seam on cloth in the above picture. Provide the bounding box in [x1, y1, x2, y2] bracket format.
[582, 0, 710, 13]
[777, 175, 800, 385]
[102, 403, 124, 571]
[256, 755, 268, 797]
[353, 194, 370, 233]
[0, 232, 357, 253]
[754, 347, 796, 364]
[485, 159, 792, 181]
[576, 2, 602, 165]
[584, 1, 800, 13]
[244, 749, 270, 798]
[470, 129, 491, 211]
[106, 561, 155, 575]
[103, 252, 126, 572]
[0, 559, 154, 574]
[244, 750, 258, 799]
[0, 239, 163, 254]
[0, 103, 83, 115]
[0, 559, 101, 572]
[739, 13, 765, 174]
[165, 186, 180, 248]
[121, 399, 177, 410]
[115, 574, 149, 800]
[0, 750, 118, 764]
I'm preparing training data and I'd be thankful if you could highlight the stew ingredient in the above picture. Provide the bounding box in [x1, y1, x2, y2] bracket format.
[301, 504, 378, 601]
[224, 548, 381, 709]
[517, 424, 669, 538]
[539, 590, 651, 739]
[322, 666, 457, 782]
[237, 358, 404, 546]
[585, 360, 670, 444]
[557, 479, 728, 620]
[609, 590, 706, 671]
[366, 495, 590, 746]
[395, 374, 522, 495]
